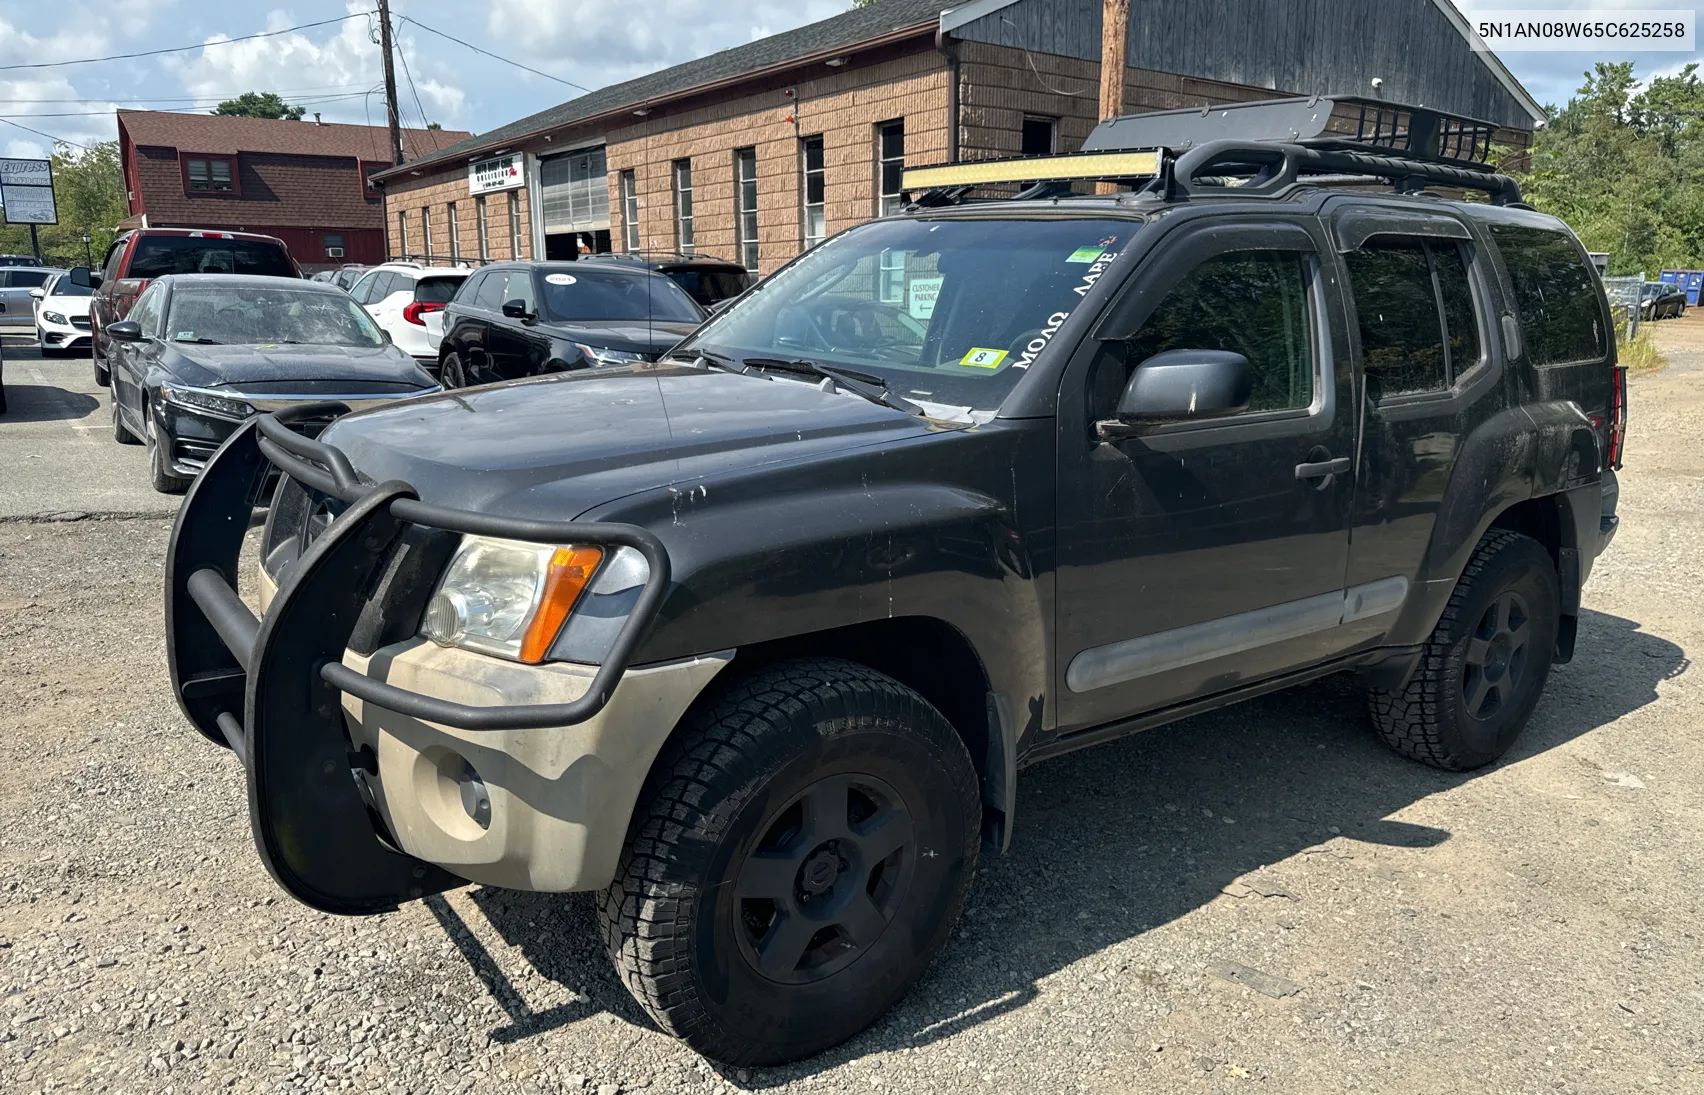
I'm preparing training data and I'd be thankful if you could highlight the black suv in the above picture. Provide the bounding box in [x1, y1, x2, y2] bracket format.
[436, 260, 704, 387]
[580, 250, 754, 308]
[166, 98, 1623, 1067]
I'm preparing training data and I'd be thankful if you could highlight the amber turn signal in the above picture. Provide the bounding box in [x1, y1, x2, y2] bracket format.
[518, 546, 604, 664]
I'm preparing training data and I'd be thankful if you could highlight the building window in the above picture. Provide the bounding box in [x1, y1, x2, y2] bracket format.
[508, 190, 524, 259]
[396, 210, 409, 259]
[879, 249, 906, 304]
[1022, 115, 1056, 155]
[323, 233, 345, 259]
[673, 159, 694, 254]
[539, 146, 609, 241]
[421, 207, 433, 260]
[877, 120, 904, 215]
[620, 170, 640, 253]
[447, 202, 460, 262]
[476, 195, 490, 261]
[801, 136, 825, 249]
[734, 147, 758, 274]
[185, 156, 234, 193]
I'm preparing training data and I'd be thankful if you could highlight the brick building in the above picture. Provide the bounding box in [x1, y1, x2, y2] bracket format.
[117, 111, 471, 269]
[372, 0, 1543, 277]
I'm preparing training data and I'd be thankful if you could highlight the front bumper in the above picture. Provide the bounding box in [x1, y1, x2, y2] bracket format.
[166, 410, 677, 913]
[38, 318, 91, 349]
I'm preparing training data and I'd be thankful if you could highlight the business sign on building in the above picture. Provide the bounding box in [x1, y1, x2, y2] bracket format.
[468, 153, 525, 195]
[0, 157, 56, 225]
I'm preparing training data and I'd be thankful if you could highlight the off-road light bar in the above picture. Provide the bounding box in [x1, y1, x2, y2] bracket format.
[901, 149, 1160, 190]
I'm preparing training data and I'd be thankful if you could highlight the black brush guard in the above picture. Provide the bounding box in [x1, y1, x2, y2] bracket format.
[164, 406, 671, 915]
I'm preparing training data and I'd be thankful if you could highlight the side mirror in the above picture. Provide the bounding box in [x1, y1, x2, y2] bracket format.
[68, 266, 101, 289]
[501, 299, 532, 320]
[105, 320, 144, 342]
[28, 288, 44, 300]
[1098, 348, 1251, 438]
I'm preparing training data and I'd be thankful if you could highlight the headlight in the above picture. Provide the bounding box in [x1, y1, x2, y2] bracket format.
[574, 343, 647, 368]
[160, 385, 256, 420]
[421, 536, 605, 663]
[42, 310, 68, 326]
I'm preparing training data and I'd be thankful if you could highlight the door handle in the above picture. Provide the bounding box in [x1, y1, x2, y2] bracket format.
[1295, 456, 1351, 480]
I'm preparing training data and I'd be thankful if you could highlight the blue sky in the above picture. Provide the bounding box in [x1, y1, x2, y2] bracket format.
[0, 0, 1697, 160]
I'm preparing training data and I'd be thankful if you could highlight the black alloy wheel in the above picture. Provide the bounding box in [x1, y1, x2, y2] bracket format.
[603, 658, 980, 1066]
[440, 352, 466, 389]
[1460, 590, 1532, 721]
[731, 772, 916, 984]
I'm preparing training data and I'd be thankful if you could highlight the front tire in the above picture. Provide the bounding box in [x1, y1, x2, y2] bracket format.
[601, 658, 981, 1066]
[146, 407, 190, 494]
[93, 349, 110, 387]
[1368, 530, 1560, 770]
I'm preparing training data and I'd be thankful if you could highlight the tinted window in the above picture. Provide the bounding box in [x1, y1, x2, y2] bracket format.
[473, 271, 507, 310]
[1433, 242, 1482, 376]
[667, 268, 750, 306]
[128, 283, 166, 337]
[539, 268, 702, 323]
[1119, 249, 1315, 414]
[503, 270, 537, 314]
[165, 285, 384, 347]
[1344, 240, 1447, 396]
[9, 269, 50, 288]
[1488, 224, 1605, 366]
[128, 236, 294, 279]
[368, 272, 398, 301]
[415, 275, 466, 304]
[51, 277, 94, 298]
[101, 241, 127, 285]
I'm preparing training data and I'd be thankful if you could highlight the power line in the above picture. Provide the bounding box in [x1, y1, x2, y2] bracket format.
[0, 93, 379, 119]
[0, 117, 92, 149]
[397, 15, 589, 93]
[0, 13, 371, 73]
[0, 85, 374, 105]
[392, 29, 453, 154]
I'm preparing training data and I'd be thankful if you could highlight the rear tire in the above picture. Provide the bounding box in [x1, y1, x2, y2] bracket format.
[601, 658, 981, 1065]
[1368, 530, 1560, 770]
[440, 352, 466, 389]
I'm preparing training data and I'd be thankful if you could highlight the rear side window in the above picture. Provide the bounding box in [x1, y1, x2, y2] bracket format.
[1344, 236, 1483, 397]
[129, 236, 294, 279]
[8, 270, 50, 288]
[1488, 224, 1605, 366]
[667, 268, 750, 306]
[415, 275, 465, 303]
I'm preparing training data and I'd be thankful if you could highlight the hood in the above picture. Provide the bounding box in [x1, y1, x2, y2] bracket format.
[166, 343, 435, 391]
[42, 294, 92, 317]
[322, 363, 936, 519]
[539, 319, 700, 356]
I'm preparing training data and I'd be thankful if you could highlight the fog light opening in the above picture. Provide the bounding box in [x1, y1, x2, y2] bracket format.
[458, 762, 492, 830]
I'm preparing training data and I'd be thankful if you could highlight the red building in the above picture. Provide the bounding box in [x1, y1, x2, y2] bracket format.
[117, 111, 471, 270]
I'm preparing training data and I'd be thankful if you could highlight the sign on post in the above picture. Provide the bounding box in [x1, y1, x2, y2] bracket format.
[468, 153, 524, 196]
[0, 158, 57, 225]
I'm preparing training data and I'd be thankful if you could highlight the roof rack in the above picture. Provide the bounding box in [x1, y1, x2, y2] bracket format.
[902, 95, 1523, 207]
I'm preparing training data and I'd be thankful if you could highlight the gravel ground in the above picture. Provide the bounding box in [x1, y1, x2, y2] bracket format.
[2, 316, 1702, 1094]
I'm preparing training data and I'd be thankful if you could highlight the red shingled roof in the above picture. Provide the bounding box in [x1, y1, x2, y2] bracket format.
[118, 110, 470, 161]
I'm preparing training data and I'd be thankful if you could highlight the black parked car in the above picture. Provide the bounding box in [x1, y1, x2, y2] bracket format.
[436, 261, 704, 388]
[168, 97, 1623, 1066]
[580, 251, 754, 308]
[1640, 281, 1686, 319]
[106, 275, 437, 492]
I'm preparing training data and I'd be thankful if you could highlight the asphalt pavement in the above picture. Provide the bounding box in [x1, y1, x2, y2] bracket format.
[0, 332, 182, 521]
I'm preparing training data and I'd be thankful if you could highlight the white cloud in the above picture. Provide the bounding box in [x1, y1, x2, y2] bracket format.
[5, 138, 49, 159]
[483, 0, 848, 93]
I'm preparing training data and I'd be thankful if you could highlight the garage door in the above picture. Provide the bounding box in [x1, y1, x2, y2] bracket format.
[540, 146, 610, 235]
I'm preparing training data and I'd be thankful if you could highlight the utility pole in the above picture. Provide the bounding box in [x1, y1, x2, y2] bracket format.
[1097, 0, 1129, 194]
[376, 0, 405, 166]
[29, 224, 40, 263]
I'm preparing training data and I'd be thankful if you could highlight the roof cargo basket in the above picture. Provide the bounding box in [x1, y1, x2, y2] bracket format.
[902, 95, 1521, 207]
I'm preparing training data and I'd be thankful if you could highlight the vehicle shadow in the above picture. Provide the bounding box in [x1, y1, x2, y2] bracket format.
[0, 382, 100, 423]
[453, 606, 1685, 1078]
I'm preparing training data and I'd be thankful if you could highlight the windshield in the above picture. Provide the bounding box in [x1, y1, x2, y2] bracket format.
[680, 216, 1139, 412]
[132, 236, 295, 279]
[51, 279, 94, 297]
[538, 267, 704, 323]
[165, 285, 386, 347]
[668, 268, 751, 306]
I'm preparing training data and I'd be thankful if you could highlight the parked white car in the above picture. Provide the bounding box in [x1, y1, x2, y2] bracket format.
[348, 264, 468, 370]
[32, 271, 94, 355]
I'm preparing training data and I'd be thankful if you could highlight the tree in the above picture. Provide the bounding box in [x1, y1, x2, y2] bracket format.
[1512, 62, 1704, 276]
[212, 91, 306, 121]
[0, 141, 128, 267]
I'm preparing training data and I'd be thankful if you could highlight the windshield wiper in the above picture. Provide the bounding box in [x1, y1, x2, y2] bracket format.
[741, 357, 923, 416]
[669, 347, 741, 372]
[174, 337, 220, 344]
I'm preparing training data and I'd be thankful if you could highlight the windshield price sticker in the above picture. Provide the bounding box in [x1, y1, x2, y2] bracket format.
[1066, 246, 1105, 263]
[960, 348, 1008, 368]
[545, 273, 577, 285]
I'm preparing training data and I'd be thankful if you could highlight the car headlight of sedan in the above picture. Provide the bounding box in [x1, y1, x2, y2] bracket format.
[574, 343, 648, 368]
[42, 310, 68, 326]
[160, 385, 256, 421]
[421, 536, 610, 663]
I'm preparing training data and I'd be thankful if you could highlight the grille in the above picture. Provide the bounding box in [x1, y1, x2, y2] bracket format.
[70, 316, 91, 330]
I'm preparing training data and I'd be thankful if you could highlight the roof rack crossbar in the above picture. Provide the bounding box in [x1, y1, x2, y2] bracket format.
[1172, 140, 1521, 204]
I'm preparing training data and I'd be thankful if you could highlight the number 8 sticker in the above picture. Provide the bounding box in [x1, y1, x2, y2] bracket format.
[960, 347, 1008, 368]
